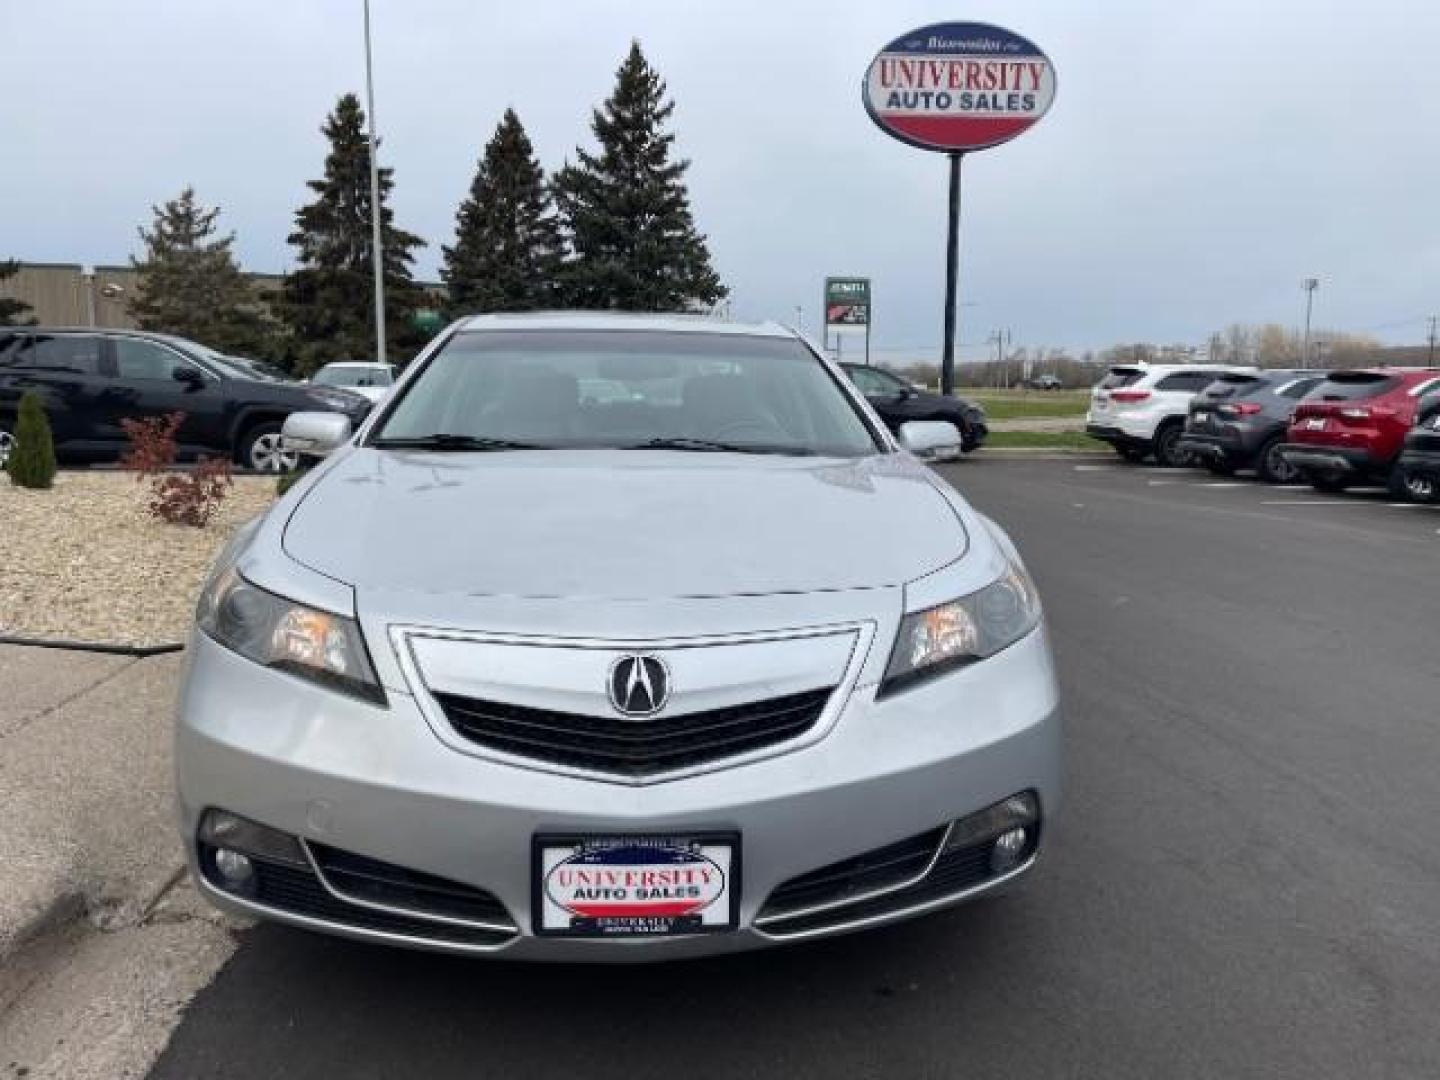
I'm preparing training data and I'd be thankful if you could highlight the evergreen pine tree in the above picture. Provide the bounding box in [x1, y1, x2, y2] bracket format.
[7, 391, 57, 489]
[278, 94, 427, 374]
[0, 260, 35, 326]
[553, 42, 726, 312]
[129, 188, 272, 353]
[443, 109, 563, 313]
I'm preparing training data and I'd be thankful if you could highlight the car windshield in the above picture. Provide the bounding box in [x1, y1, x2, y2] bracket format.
[316, 366, 394, 388]
[373, 330, 880, 457]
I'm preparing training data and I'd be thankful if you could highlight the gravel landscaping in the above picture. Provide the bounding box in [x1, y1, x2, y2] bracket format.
[0, 472, 275, 647]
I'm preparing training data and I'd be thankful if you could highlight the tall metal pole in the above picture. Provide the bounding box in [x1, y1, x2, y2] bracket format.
[940, 153, 965, 396]
[1427, 315, 1437, 365]
[363, 0, 387, 366]
[1301, 277, 1318, 367]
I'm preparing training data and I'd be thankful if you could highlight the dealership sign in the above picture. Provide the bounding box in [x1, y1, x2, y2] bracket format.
[824, 277, 871, 329]
[863, 22, 1056, 153]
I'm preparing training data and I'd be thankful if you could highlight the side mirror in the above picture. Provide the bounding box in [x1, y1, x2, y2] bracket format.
[172, 366, 205, 388]
[282, 411, 352, 459]
[897, 420, 961, 458]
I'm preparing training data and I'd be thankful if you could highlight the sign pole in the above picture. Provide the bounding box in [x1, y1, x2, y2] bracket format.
[941, 152, 964, 396]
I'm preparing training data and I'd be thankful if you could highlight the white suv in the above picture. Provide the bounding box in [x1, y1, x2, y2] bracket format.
[1086, 363, 1255, 466]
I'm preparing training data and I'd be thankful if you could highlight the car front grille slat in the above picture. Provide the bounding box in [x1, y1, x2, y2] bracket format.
[308, 844, 513, 926]
[432, 687, 833, 777]
[760, 827, 948, 916]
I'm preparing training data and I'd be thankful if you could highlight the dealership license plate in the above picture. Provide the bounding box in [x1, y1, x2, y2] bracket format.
[535, 835, 739, 937]
[1193, 411, 1209, 423]
[1306, 418, 1327, 430]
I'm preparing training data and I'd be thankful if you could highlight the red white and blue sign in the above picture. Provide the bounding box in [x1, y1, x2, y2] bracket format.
[863, 22, 1056, 153]
[538, 837, 735, 936]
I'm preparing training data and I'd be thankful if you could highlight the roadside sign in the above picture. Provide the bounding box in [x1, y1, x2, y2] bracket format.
[824, 277, 870, 329]
[863, 22, 1056, 153]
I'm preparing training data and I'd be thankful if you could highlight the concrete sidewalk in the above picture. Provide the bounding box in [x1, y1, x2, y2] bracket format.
[0, 644, 186, 977]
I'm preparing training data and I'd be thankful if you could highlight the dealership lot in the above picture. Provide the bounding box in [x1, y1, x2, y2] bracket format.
[143, 458, 1440, 1079]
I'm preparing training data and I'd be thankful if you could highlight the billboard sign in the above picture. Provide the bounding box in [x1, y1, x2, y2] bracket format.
[863, 22, 1056, 153]
[824, 277, 871, 329]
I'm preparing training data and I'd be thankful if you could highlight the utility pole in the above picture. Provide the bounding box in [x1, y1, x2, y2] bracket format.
[1300, 277, 1319, 366]
[1427, 315, 1437, 365]
[363, 0, 387, 367]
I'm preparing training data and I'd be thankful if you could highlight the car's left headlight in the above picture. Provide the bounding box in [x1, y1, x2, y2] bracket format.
[880, 557, 1041, 697]
[196, 567, 385, 704]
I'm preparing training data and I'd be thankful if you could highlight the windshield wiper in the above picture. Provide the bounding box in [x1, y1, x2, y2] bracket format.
[624, 437, 816, 456]
[372, 433, 546, 451]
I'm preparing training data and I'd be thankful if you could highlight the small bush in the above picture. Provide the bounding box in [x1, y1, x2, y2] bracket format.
[147, 456, 234, 527]
[119, 412, 184, 475]
[7, 391, 57, 489]
[120, 411, 232, 526]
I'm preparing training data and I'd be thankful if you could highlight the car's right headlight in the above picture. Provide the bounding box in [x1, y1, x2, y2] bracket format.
[880, 557, 1041, 697]
[196, 567, 385, 705]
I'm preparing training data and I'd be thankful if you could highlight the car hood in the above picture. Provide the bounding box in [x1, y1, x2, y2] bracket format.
[282, 449, 967, 600]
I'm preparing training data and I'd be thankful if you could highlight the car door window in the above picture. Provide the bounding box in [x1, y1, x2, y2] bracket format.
[30, 334, 102, 373]
[1278, 377, 1322, 399]
[113, 338, 195, 380]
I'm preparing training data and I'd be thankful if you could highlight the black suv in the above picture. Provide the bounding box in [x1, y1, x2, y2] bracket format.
[1177, 369, 1325, 482]
[840, 363, 988, 451]
[1397, 392, 1440, 503]
[0, 328, 370, 471]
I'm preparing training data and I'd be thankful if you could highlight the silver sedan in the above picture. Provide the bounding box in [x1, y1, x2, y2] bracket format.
[176, 313, 1061, 960]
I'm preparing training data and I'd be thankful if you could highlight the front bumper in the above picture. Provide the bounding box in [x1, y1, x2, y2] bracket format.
[176, 625, 1061, 961]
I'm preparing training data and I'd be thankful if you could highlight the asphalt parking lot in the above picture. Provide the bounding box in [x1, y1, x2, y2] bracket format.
[148, 458, 1440, 1080]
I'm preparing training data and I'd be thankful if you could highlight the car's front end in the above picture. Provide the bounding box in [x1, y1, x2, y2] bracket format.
[175, 316, 1061, 960]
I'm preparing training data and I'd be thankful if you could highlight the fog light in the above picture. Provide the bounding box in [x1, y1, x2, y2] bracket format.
[989, 827, 1029, 874]
[197, 808, 306, 866]
[214, 848, 255, 887]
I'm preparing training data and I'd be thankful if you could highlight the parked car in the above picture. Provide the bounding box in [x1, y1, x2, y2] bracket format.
[1394, 392, 1440, 503]
[1028, 374, 1063, 390]
[840, 362, 988, 451]
[1177, 369, 1326, 482]
[1278, 368, 1440, 495]
[1086, 363, 1255, 466]
[177, 313, 1060, 959]
[0, 328, 371, 472]
[311, 361, 396, 403]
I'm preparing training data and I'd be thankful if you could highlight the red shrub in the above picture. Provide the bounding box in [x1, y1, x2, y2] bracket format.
[121, 412, 233, 526]
[146, 456, 234, 527]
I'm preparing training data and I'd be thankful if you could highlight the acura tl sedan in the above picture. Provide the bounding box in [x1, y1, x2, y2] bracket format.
[177, 313, 1061, 960]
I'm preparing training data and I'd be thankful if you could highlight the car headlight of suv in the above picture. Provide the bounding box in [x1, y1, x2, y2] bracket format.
[880, 557, 1041, 696]
[196, 567, 385, 704]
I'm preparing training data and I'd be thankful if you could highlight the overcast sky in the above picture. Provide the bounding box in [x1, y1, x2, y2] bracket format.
[3, 0, 1438, 360]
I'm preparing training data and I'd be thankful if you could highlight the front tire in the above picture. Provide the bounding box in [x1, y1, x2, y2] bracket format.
[237, 422, 297, 473]
[1402, 470, 1439, 504]
[1255, 435, 1300, 484]
[1153, 422, 1190, 468]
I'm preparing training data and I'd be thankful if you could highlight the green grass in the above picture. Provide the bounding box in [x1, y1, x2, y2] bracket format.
[983, 431, 1106, 450]
[961, 389, 1090, 421]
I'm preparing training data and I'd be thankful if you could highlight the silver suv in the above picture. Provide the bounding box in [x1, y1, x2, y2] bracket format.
[176, 313, 1061, 960]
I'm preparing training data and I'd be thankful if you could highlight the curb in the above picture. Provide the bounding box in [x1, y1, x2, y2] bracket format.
[0, 636, 184, 657]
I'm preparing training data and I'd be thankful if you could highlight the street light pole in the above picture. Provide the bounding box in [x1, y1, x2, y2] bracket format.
[363, 0, 387, 367]
[1301, 277, 1319, 366]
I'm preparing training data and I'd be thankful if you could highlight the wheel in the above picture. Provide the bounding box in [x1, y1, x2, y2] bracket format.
[1153, 422, 1190, 468]
[1255, 435, 1300, 484]
[1115, 446, 1146, 464]
[1310, 474, 1349, 494]
[1401, 470, 1439, 504]
[238, 422, 298, 473]
[0, 423, 14, 472]
[1387, 462, 1420, 501]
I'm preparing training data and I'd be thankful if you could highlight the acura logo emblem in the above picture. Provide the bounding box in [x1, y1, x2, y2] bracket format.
[608, 655, 670, 717]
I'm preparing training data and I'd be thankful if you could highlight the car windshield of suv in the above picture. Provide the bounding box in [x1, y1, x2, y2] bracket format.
[373, 330, 880, 457]
[316, 366, 394, 388]
[1309, 373, 1397, 401]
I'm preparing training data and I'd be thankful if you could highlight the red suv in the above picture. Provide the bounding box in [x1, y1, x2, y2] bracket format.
[1278, 368, 1440, 495]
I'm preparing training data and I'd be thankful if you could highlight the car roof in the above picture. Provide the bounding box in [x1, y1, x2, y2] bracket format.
[318, 361, 390, 369]
[455, 311, 792, 338]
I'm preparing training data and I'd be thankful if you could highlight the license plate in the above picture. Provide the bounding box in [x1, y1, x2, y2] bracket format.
[534, 834, 739, 937]
[1193, 411, 1209, 423]
[1306, 418, 1327, 430]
